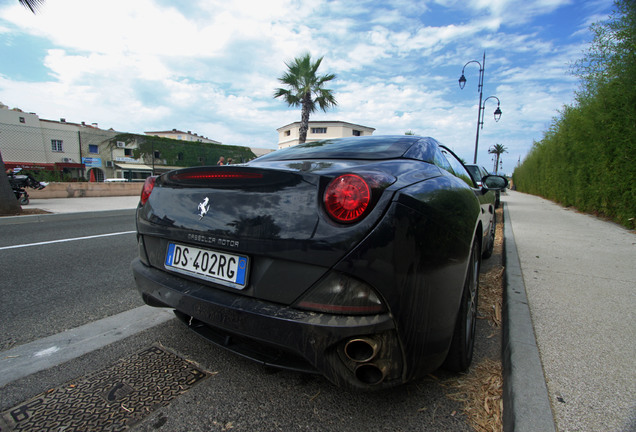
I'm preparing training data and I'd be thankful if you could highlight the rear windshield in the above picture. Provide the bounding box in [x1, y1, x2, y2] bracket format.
[256, 136, 417, 161]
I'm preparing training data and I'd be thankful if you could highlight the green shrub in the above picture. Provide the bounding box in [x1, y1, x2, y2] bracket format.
[513, 0, 636, 229]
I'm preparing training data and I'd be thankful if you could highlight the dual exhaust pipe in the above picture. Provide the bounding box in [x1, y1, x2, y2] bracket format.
[344, 337, 387, 385]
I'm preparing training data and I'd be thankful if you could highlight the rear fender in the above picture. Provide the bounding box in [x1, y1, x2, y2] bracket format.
[332, 175, 481, 379]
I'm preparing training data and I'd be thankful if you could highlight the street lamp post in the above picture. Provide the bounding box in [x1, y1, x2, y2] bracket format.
[459, 52, 502, 164]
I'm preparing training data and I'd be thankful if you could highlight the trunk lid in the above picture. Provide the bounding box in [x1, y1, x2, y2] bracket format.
[137, 161, 440, 304]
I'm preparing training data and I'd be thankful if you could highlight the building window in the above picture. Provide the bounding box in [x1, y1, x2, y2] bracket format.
[284, 130, 291, 136]
[89, 144, 99, 154]
[51, 139, 63, 152]
[124, 149, 133, 157]
[154, 151, 161, 159]
[178, 152, 184, 161]
[19, 117, 25, 123]
[311, 127, 327, 134]
[352, 130, 361, 136]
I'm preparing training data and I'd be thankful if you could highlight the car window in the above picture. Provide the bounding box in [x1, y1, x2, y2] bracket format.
[465, 165, 482, 183]
[256, 136, 416, 161]
[439, 148, 475, 187]
[433, 147, 454, 173]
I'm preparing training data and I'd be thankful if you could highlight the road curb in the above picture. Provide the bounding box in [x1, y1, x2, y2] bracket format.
[502, 202, 556, 432]
[0, 208, 136, 225]
[0, 306, 174, 388]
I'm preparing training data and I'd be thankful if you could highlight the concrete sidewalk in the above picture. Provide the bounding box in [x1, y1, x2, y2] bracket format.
[0, 196, 140, 225]
[503, 191, 635, 432]
[26, 196, 140, 213]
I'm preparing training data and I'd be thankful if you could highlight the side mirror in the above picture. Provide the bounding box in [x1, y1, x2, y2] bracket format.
[482, 175, 508, 190]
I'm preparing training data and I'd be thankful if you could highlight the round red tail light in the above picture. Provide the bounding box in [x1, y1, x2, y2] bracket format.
[140, 176, 157, 205]
[324, 174, 371, 223]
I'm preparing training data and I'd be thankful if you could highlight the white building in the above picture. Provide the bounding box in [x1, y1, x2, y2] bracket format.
[145, 129, 221, 144]
[277, 121, 375, 149]
[0, 103, 108, 178]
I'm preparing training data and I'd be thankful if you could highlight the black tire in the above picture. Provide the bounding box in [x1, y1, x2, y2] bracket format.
[482, 212, 496, 259]
[19, 195, 29, 206]
[443, 240, 480, 372]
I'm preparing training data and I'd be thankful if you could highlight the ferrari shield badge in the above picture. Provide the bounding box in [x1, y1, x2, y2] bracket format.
[198, 197, 210, 220]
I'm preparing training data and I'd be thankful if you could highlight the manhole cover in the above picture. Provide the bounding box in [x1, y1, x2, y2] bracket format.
[0, 345, 208, 432]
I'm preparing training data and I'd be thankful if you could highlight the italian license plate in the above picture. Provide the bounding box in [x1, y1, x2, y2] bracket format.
[165, 243, 248, 289]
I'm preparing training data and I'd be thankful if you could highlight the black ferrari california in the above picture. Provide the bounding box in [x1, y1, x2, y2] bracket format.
[132, 135, 507, 389]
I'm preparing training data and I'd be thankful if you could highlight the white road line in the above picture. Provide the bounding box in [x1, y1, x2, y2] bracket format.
[0, 306, 174, 388]
[0, 231, 136, 251]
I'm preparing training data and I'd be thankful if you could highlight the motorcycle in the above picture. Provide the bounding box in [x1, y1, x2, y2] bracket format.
[7, 168, 48, 205]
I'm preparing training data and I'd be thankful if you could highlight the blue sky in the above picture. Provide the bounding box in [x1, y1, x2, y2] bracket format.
[0, 0, 615, 174]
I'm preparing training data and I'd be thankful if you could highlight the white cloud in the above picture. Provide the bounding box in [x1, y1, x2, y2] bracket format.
[0, 0, 616, 173]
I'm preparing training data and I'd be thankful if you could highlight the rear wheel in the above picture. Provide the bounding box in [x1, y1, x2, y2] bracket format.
[443, 240, 480, 372]
[19, 195, 29, 206]
[482, 213, 496, 259]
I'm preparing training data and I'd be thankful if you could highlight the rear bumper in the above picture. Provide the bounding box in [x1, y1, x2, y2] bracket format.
[131, 258, 404, 389]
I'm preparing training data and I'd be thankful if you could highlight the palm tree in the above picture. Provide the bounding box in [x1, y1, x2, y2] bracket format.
[19, 0, 44, 12]
[488, 144, 508, 174]
[0, 152, 21, 215]
[1, 0, 44, 215]
[274, 53, 337, 144]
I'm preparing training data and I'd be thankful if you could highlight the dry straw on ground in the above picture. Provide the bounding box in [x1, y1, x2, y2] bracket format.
[479, 265, 504, 328]
[447, 359, 504, 432]
[0, 207, 51, 217]
[478, 211, 505, 328]
[447, 208, 505, 432]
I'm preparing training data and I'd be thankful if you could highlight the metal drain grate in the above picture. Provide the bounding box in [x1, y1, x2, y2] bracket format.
[0, 345, 208, 432]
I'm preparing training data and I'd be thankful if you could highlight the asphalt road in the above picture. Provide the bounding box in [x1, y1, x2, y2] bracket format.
[0, 210, 501, 431]
[0, 213, 143, 352]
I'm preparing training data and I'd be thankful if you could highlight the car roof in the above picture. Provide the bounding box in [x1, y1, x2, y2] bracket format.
[255, 135, 442, 162]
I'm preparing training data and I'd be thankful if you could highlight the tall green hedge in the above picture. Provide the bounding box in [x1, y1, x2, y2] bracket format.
[513, 0, 636, 228]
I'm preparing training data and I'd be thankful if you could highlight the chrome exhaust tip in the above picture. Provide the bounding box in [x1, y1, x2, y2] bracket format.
[354, 362, 388, 385]
[344, 338, 380, 363]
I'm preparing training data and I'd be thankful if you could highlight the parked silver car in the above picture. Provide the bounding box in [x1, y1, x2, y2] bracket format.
[466, 164, 501, 208]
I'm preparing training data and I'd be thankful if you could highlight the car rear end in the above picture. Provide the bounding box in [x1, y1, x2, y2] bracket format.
[132, 136, 473, 388]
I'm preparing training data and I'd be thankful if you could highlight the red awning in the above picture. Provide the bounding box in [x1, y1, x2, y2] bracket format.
[55, 162, 86, 169]
[4, 161, 86, 171]
[4, 162, 56, 171]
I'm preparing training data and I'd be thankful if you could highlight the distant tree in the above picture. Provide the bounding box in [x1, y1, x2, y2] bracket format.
[488, 144, 508, 174]
[405, 130, 415, 135]
[274, 53, 337, 144]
